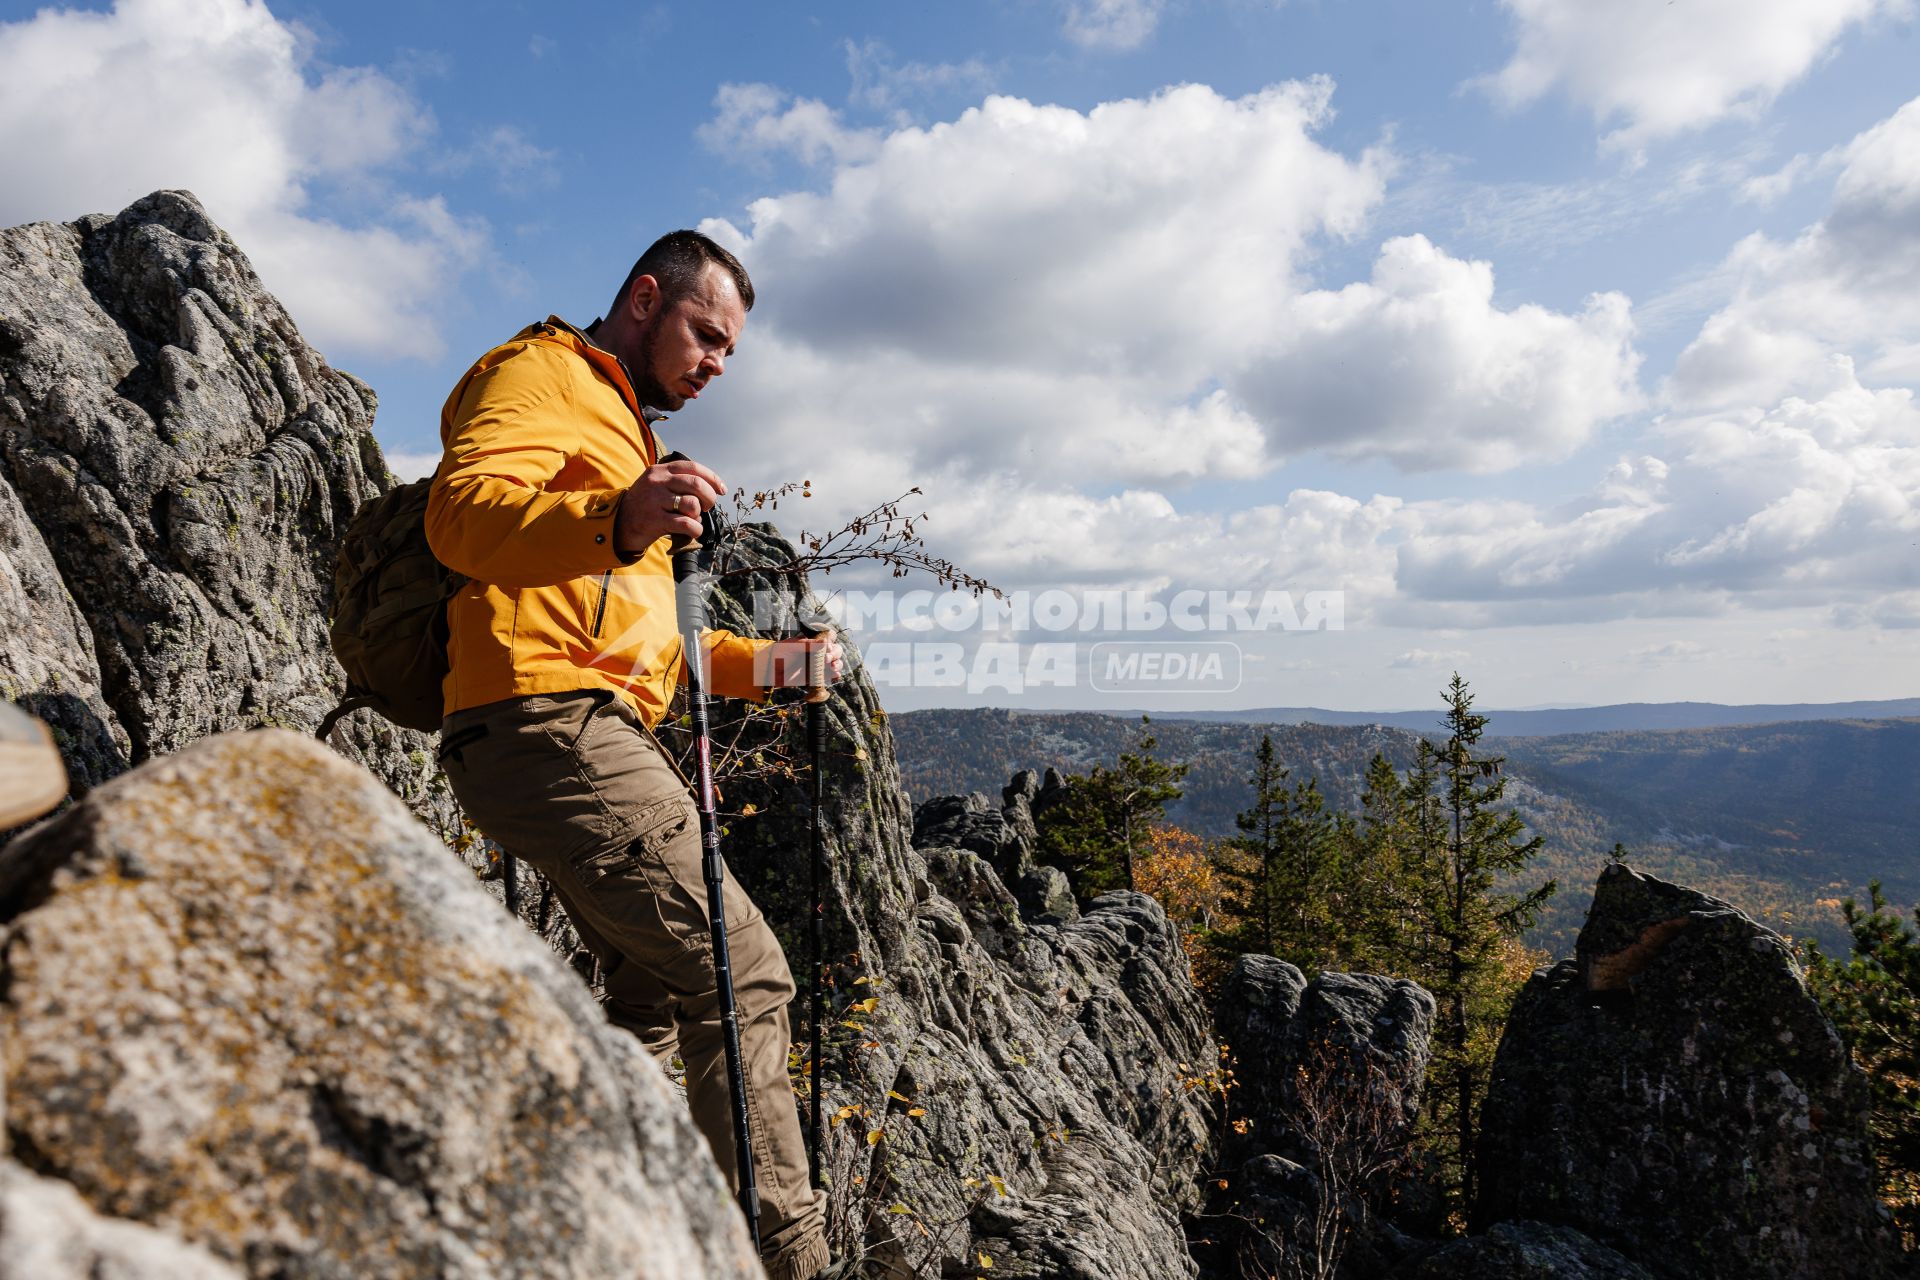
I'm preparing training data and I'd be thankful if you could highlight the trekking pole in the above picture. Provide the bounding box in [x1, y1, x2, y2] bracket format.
[806, 633, 829, 1190]
[665, 456, 761, 1251]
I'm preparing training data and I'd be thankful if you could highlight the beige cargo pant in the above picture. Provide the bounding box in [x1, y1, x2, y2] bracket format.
[441, 688, 829, 1280]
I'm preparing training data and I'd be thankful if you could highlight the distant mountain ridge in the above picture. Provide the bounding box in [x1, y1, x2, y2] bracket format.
[1029, 696, 1920, 737]
[890, 707, 1920, 955]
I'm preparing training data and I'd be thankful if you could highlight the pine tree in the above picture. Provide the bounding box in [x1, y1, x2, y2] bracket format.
[1390, 675, 1556, 1216]
[1034, 716, 1188, 895]
[1215, 733, 1343, 971]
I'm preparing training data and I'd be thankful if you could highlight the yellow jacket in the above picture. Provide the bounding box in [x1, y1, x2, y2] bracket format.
[426, 317, 767, 726]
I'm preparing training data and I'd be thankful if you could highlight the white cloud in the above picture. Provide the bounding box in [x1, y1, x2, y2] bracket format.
[1061, 0, 1167, 50]
[1668, 95, 1920, 409]
[1389, 370, 1920, 623]
[694, 80, 1638, 506]
[1479, 0, 1905, 154]
[380, 449, 442, 482]
[1237, 234, 1641, 472]
[0, 0, 491, 359]
[697, 83, 881, 168]
[1391, 649, 1471, 670]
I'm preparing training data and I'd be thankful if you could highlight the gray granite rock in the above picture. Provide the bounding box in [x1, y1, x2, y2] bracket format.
[1200, 956, 1437, 1278]
[0, 729, 761, 1280]
[1475, 863, 1903, 1279]
[687, 530, 1217, 1279]
[0, 191, 456, 841]
[0, 1160, 244, 1280]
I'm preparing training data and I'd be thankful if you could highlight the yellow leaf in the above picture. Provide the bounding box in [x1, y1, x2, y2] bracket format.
[852, 997, 880, 1014]
[978, 1252, 993, 1268]
[907, 1107, 927, 1117]
[887, 1090, 910, 1102]
[866, 1129, 884, 1146]
[841, 1020, 867, 1031]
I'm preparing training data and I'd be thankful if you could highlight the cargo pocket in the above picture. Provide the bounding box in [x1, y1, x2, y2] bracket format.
[567, 794, 691, 888]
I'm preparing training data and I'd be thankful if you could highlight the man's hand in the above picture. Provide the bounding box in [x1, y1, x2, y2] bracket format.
[615, 457, 727, 556]
[757, 631, 849, 691]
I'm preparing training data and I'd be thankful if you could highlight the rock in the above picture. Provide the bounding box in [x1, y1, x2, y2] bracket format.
[0, 1160, 244, 1280]
[913, 771, 1079, 926]
[1401, 1220, 1653, 1279]
[0, 191, 457, 841]
[681, 528, 1217, 1278]
[1475, 864, 1902, 1279]
[0, 729, 761, 1280]
[1199, 956, 1436, 1279]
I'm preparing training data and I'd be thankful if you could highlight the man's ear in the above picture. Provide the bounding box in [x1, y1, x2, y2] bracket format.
[626, 273, 662, 322]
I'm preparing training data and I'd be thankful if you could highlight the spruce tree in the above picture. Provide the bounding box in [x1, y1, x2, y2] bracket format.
[1393, 675, 1556, 1215]
[1216, 733, 1342, 971]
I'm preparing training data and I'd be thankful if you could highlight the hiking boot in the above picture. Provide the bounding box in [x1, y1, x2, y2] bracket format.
[0, 701, 67, 829]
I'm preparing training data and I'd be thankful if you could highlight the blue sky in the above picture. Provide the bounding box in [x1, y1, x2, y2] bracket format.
[3, 0, 1918, 712]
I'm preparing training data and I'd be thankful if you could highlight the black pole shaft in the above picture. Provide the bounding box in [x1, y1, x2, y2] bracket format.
[674, 532, 761, 1253]
[807, 666, 827, 1189]
[686, 665, 760, 1246]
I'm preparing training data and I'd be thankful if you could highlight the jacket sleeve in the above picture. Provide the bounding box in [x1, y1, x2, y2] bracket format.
[704, 629, 772, 703]
[425, 346, 626, 589]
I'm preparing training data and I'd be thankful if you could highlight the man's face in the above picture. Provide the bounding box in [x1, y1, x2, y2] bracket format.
[630, 263, 746, 412]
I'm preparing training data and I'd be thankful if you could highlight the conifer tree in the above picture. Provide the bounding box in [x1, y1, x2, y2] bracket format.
[1805, 882, 1920, 1242]
[1394, 674, 1555, 1213]
[1035, 716, 1188, 894]
[1216, 733, 1341, 970]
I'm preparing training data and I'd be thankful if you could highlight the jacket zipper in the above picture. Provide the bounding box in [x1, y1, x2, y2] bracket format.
[591, 570, 610, 638]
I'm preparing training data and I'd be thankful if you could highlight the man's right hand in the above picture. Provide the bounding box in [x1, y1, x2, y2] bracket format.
[615, 457, 727, 556]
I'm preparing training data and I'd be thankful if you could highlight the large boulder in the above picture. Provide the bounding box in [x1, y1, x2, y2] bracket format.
[0, 191, 454, 838]
[0, 729, 760, 1279]
[1475, 864, 1902, 1279]
[1197, 956, 1437, 1278]
[0, 1160, 244, 1280]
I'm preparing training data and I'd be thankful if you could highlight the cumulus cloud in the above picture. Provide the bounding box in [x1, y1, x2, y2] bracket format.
[697, 83, 882, 168]
[1389, 370, 1920, 625]
[694, 79, 1637, 507]
[1479, 0, 1904, 154]
[1238, 234, 1641, 471]
[1668, 94, 1920, 409]
[0, 0, 489, 359]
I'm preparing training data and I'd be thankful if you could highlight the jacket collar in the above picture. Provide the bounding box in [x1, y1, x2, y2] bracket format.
[522, 315, 665, 455]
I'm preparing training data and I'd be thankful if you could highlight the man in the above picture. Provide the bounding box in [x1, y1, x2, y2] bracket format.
[425, 231, 834, 1280]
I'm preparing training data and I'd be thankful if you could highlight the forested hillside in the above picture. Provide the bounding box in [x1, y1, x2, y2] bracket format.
[891, 709, 1920, 954]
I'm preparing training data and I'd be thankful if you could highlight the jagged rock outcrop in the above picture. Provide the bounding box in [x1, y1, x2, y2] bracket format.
[678, 546, 1218, 1277]
[0, 191, 456, 839]
[1476, 864, 1902, 1279]
[1402, 1221, 1652, 1279]
[0, 729, 760, 1279]
[1197, 955, 1437, 1278]
[911, 770, 1076, 924]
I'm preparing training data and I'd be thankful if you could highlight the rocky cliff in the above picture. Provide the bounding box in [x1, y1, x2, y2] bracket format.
[688, 546, 1222, 1276]
[0, 190, 455, 837]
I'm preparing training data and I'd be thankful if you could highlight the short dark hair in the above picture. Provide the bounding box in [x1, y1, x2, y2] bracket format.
[611, 230, 755, 319]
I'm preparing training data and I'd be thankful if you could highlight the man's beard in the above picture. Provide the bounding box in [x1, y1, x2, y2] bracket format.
[629, 313, 683, 411]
